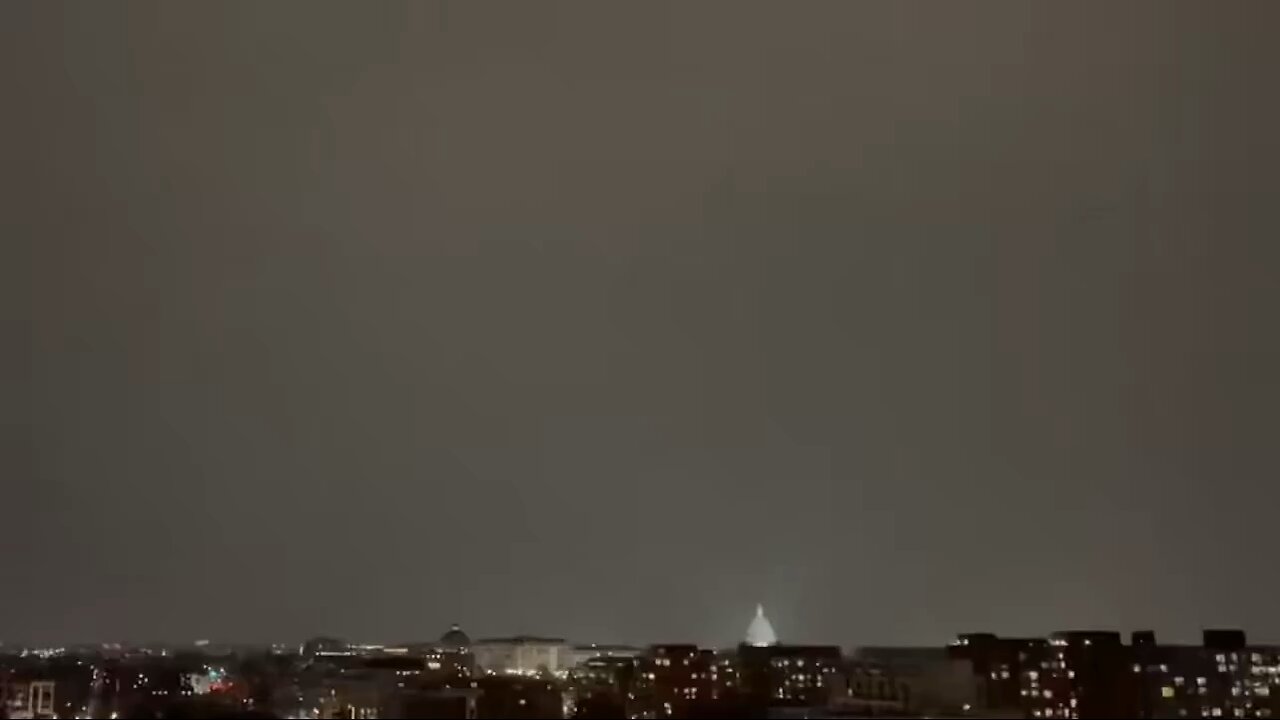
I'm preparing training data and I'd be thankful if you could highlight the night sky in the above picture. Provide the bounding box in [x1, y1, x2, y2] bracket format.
[8, 2, 1280, 648]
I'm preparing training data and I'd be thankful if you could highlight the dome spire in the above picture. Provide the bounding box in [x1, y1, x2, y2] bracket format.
[745, 603, 778, 647]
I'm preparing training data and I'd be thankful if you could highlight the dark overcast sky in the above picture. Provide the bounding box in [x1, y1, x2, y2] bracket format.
[6, 1, 1280, 648]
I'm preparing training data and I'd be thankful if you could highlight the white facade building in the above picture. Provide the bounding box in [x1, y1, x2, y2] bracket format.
[745, 604, 779, 647]
[472, 636, 571, 675]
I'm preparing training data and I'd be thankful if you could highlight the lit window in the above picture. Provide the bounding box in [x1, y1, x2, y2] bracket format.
[1198, 677, 1208, 687]
[1163, 687, 1176, 699]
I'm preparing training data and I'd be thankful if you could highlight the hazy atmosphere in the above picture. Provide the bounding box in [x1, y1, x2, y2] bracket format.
[7, 1, 1280, 648]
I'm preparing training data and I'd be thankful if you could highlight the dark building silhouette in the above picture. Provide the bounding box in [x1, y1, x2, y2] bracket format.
[950, 629, 1280, 719]
[949, 633, 1049, 713]
[845, 646, 980, 717]
[736, 643, 842, 709]
[635, 645, 705, 718]
[571, 655, 637, 719]
[475, 675, 562, 719]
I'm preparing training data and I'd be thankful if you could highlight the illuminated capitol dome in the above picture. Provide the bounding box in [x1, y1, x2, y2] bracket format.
[744, 603, 778, 647]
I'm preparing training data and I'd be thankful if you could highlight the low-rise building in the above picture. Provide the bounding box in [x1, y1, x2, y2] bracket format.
[473, 637, 571, 676]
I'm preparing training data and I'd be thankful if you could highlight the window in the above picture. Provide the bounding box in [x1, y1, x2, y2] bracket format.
[1162, 687, 1175, 699]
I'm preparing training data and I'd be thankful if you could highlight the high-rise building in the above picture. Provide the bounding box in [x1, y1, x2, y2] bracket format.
[1031, 631, 1137, 719]
[1132, 629, 1280, 719]
[949, 633, 1049, 713]
[950, 629, 1280, 719]
[634, 644, 705, 717]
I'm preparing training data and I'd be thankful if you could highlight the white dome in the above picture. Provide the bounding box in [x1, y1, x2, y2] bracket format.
[745, 604, 778, 647]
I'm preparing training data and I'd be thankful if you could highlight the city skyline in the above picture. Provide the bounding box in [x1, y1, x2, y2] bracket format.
[6, 610, 1280, 652]
[4, 621, 1280, 719]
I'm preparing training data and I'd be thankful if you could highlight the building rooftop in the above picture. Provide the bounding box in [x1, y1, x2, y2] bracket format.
[439, 624, 471, 650]
[473, 636, 566, 645]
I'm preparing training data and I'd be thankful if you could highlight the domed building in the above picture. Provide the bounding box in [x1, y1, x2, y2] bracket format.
[301, 635, 350, 658]
[744, 604, 778, 647]
[439, 623, 471, 652]
[427, 623, 475, 686]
